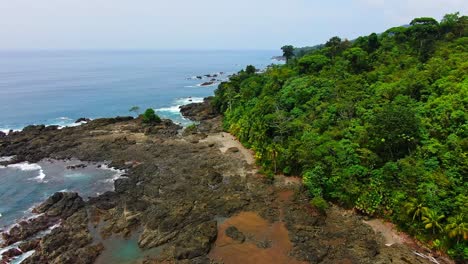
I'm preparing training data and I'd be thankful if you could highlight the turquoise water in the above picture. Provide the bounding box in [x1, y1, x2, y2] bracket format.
[92, 229, 163, 264]
[0, 159, 122, 228]
[0, 50, 279, 131]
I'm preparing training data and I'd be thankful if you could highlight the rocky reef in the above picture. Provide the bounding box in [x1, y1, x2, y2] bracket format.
[0, 101, 446, 264]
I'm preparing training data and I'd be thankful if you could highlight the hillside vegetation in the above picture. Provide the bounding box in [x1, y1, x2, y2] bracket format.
[212, 13, 468, 259]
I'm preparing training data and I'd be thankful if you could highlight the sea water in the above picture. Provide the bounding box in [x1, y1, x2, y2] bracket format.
[0, 50, 279, 131]
[0, 159, 124, 228]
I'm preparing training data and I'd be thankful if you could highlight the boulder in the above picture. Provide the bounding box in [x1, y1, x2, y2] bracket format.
[34, 192, 85, 219]
[225, 226, 245, 243]
[74, 117, 91, 123]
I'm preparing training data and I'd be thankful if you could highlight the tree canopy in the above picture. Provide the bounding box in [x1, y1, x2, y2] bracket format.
[213, 13, 468, 260]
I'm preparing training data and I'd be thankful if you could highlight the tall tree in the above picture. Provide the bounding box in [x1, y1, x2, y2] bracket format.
[281, 45, 294, 62]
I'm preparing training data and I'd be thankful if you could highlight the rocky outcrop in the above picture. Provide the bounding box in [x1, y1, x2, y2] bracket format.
[74, 117, 90, 123]
[200, 81, 215, 86]
[225, 226, 245, 243]
[1, 192, 84, 247]
[180, 97, 219, 121]
[1, 215, 54, 246]
[34, 192, 85, 219]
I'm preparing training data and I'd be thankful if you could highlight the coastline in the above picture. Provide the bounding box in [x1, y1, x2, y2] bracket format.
[0, 99, 449, 264]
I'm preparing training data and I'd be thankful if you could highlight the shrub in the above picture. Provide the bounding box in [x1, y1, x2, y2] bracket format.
[142, 108, 161, 123]
[311, 196, 329, 213]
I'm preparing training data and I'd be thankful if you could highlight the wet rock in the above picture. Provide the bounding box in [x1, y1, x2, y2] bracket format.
[75, 117, 91, 123]
[200, 81, 214, 86]
[174, 221, 218, 260]
[18, 239, 40, 252]
[256, 240, 272, 248]
[180, 97, 219, 122]
[1, 247, 22, 259]
[66, 163, 87, 169]
[225, 226, 245, 243]
[0, 131, 6, 138]
[88, 191, 118, 210]
[1, 215, 55, 246]
[114, 178, 133, 194]
[34, 192, 85, 219]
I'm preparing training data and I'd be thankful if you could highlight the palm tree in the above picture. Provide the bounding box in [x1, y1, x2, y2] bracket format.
[445, 214, 468, 243]
[404, 197, 429, 221]
[422, 209, 445, 234]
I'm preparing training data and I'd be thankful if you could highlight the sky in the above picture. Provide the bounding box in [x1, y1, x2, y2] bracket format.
[0, 0, 467, 50]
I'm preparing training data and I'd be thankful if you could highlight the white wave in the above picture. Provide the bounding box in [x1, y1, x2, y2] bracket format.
[4, 162, 46, 182]
[0, 128, 20, 135]
[174, 97, 204, 105]
[7, 162, 42, 171]
[99, 164, 126, 183]
[0, 156, 15, 162]
[33, 169, 46, 182]
[11, 250, 35, 264]
[155, 97, 205, 116]
[155, 105, 181, 114]
[57, 117, 72, 121]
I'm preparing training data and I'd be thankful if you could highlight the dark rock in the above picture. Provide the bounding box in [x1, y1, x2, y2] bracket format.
[208, 171, 223, 185]
[114, 178, 133, 193]
[18, 239, 40, 252]
[225, 226, 245, 243]
[180, 97, 219, 122]
[75, 117, 91, 123]
[66, 163, 87, 170]
[1, 247, 22, 258]
[88, 191, 118, 210]
[200, 81, 214, 86]
[256, 240, 272, 248]
[34, 192, 85, 219]
[174, 221, 218, 260]
[1, 215, 55, 246]
[0, 131, 6, 138]
[226, 147, 239, 153]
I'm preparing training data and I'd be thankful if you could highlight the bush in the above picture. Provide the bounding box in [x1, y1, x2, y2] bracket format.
[142, 108, 161, 123]
[311, 196, 329, 213]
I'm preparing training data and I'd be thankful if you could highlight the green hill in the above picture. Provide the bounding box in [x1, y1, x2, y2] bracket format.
[212, 13, 468, 260]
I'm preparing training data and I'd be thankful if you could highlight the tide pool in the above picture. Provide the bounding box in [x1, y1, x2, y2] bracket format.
[0, 159, 124, 228]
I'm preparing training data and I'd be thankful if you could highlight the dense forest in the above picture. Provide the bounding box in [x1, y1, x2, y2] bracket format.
[212, 13, 468, 259]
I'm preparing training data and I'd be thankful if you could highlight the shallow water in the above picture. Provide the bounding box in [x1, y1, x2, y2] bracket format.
[0, 159, 123, 228]
[90, 223, 163, 264]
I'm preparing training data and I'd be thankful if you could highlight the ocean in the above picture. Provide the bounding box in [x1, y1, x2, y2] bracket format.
[0, 50, 279, 131]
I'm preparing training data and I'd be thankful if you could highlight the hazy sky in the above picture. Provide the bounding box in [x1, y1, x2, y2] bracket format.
[1, 0, 467, 50]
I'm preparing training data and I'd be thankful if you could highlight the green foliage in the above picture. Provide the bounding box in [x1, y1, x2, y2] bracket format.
[245, 65, 257, 74]
[311, 196, 329, 213]
[213, 13, 468, 259]
[129, 106, 140, 115]
[142, 108, 161, 123]
[281, 45, 295, 62]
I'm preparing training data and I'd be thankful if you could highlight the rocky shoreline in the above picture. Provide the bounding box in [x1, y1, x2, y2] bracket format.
[0, 100, 447, 263]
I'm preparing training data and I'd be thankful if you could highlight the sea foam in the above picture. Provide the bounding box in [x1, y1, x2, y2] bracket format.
[4, 162, 46, 182]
